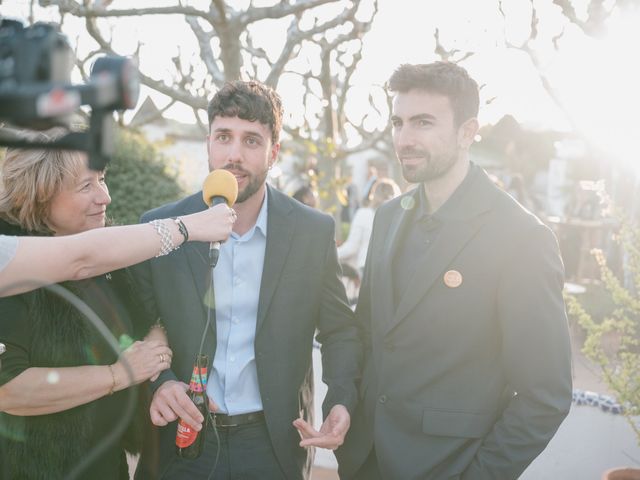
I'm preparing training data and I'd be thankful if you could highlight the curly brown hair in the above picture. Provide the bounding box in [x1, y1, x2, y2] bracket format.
[207, 80, 283, 145]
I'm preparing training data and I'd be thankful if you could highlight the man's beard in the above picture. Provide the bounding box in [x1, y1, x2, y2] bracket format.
[229, 165, 269, 203]
[399, 147, 459, 183]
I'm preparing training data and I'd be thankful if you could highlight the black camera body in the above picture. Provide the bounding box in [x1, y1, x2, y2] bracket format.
[0, 19, 140, 170]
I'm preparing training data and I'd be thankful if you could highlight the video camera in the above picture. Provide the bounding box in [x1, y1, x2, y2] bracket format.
[0, 19, 140, 170]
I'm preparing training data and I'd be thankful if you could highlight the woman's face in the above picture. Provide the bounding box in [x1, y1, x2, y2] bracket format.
[47, 162, 111, 236]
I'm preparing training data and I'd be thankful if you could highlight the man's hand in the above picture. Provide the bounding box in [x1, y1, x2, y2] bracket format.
[293, 404, 350, 450]
[208, 397, 220, 413]
[150, 380, 204, 430]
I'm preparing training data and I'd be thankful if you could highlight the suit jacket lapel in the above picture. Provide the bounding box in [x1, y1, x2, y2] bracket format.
[384, 167, 497, 336]
[385, 218, 483, 335]
[374, 188, 420, 330]
[256, 185, 294, 333]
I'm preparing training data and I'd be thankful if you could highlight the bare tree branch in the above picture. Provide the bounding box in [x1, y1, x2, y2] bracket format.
[433, 28, 475, 63]
[212, 0, 228, 21]
[343, 125, 390, 156]
[184, 15, 225, 85]
[501, 2, 576, 131]
[264, 17, 301, 87]
[192, 106, 208, 135]
[76, 47, 103, 81]
[552, 0, 613, 36]
[138, 71, 208, 110]
[240, 0, 336, 27]
[40, 0, 212, 22]
[42, 0, 386, 175]
[83, 15, 208, 109]
[336, 44, 363, 132]
[244, 33, 270, 64]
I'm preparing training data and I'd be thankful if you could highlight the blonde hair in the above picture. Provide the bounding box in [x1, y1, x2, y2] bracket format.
[0, 129, 85, 234]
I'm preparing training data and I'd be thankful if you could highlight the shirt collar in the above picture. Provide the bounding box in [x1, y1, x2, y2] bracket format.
[255, 189, 268, 236]
[416, 162, 478, 222]
[232, 189, 269, 241]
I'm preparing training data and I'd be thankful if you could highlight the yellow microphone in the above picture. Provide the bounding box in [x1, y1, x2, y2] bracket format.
[202, 169, 238, 266]
[202, 169, 238, 207]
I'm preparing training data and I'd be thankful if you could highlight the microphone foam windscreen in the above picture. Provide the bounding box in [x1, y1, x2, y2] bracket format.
[202, 169, 239, 206]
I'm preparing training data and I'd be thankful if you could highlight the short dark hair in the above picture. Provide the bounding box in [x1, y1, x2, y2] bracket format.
[207, 80, 283, 145]
[388, 62, 479, 126]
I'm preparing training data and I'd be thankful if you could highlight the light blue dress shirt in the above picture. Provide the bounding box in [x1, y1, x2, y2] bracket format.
[206, 193, 268, 415]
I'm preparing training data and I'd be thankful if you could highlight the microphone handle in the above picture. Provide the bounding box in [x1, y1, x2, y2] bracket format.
[209, 241, 221, 267]
[208, 195, 228, 268]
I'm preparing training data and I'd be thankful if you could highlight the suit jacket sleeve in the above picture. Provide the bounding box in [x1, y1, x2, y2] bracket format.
[129, 211, 179, 392]
[315, 218, 363, 417]
[461, 224, 572, 480]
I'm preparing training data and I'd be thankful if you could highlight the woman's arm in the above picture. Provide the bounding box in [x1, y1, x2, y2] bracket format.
[0, 340, 173, 416]
[337, 210, 367, 261]
[0, 204, 235, 296]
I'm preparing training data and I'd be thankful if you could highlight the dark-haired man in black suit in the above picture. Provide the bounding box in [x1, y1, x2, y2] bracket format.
[335, 62, 572, 480]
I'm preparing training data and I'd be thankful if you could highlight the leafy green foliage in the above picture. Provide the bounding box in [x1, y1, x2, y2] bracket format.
[105, 129, 184, 226]
[567, 215, 640, 443]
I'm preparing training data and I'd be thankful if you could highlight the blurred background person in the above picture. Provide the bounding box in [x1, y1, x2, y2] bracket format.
[361, 165, 379, 205]
[0, 130, 175, 479]
[337, 178, 400, 303]
[338, 178, 401, 276]
[0, 206, 235, 297]
[292, 183, 318, 208]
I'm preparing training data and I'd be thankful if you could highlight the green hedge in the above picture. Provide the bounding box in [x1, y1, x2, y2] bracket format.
[106, 129, 184, 225]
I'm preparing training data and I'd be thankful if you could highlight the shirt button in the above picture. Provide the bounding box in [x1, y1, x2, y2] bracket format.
[378, 395, 387, 404]
[232, 317, 239, 325]
[230, 356, 236, 362]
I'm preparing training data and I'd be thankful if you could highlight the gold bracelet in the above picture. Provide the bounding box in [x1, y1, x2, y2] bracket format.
[107, 364, 116, 395]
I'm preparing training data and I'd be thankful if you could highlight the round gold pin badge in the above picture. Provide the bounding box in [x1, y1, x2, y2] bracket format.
[443, 270, 463, 288]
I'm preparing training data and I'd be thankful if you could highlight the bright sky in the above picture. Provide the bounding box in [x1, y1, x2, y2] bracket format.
[2, 0, 639, 172]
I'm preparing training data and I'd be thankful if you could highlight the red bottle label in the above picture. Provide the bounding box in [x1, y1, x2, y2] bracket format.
[175, 419, 198, 448]
[175, 359, 208, 451]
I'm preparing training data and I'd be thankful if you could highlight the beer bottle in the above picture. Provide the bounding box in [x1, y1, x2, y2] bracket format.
[175, 354, 209, 459]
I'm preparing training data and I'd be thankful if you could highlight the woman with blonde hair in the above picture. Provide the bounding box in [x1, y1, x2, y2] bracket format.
[0, 130, 232, 479]
[338, 177, 401, 274]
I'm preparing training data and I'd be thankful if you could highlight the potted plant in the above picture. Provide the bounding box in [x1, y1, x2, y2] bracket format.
[566, 213, 640, 480]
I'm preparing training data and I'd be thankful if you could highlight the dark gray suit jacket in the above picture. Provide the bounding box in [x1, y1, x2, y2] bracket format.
[131, 185, 360, 480]
[337, 167, 572, 480]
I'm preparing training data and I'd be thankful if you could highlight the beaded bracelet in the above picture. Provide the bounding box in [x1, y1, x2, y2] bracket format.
[150, 219, 178, 257]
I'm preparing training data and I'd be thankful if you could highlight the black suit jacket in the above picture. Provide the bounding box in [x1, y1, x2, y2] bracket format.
[131, 185, 360, 479]
[337, 166, 572, 480]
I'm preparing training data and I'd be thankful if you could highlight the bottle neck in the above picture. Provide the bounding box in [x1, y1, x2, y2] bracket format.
[189, 354, 209, 392]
